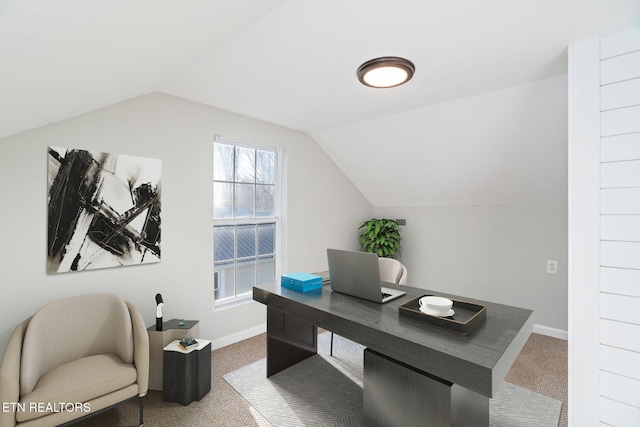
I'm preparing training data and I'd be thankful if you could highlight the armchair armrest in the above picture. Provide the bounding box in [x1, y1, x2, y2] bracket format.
[125, 301, 149, 396]
[0, 318, 31, 427]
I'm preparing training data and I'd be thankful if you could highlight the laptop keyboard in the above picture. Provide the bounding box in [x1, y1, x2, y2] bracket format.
[381, 292, 392, 299]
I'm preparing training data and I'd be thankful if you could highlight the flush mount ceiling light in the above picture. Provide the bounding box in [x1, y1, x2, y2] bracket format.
[357, 56, 415, 88]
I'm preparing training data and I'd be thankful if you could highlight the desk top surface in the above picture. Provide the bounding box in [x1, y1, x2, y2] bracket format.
[254, 281, 533, 397]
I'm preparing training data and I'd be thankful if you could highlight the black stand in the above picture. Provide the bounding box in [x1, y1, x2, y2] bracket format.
[155, 293, 164, 331]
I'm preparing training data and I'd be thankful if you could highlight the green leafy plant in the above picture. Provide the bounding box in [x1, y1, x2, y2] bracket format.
[358, 218, 402, 259]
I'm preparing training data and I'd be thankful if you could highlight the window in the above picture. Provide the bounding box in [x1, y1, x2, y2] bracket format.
[213, 137, 280, 306]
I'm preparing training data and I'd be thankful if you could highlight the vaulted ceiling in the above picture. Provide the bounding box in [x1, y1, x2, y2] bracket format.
[2, 0, 639, 205]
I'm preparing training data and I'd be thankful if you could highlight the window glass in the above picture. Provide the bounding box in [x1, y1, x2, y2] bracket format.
[214, 144, 234, 181]
[256, 150, 275, 184]
[213, 182, 233, 219]
[258, 223, 274, 255]
[235, 147, 255, 183]
[256, 185, 274, 217]
[214, 262, 235, 300]
[237, 225, 256, 258]
[258, 255, 275, 285]
[213, 226, 235, 262]
[234, 184, 255, 218]
[236, 259, 257, 295]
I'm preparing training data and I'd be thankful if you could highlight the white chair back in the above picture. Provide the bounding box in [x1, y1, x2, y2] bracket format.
[378, 257, 407, 284]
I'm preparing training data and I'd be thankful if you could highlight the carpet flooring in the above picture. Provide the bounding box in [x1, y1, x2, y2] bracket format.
[73, 331, 567, 427]
[224, 332, 562, 427]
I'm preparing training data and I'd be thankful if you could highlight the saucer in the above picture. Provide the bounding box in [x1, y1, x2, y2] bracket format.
[419, 307, 455, 317]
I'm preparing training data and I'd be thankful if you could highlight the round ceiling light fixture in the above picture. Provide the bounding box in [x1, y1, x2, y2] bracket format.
[357, 56, 415, 88]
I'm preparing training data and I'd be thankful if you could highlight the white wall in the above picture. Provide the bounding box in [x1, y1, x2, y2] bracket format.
[313, 76, 568, 207]
[374, 205, 568, 332]
[569, 27, 640, 426]
[0, 93, 372, 351]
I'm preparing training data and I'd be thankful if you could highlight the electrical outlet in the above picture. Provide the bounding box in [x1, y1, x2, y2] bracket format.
[546, 260, 558, 275]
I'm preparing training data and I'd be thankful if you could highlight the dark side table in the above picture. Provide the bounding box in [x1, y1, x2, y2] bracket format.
[162, 339, 212, 406]
[147, 319, 200, 391]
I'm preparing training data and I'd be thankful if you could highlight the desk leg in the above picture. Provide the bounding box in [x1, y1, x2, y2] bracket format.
[364, 348, 489, 427]
[266, 307, 317, 377]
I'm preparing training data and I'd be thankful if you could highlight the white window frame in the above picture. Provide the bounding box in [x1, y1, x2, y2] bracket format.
[213, 136, 282, 308]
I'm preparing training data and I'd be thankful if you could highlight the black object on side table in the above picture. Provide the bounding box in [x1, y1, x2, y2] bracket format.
[162, 339, 212, 405]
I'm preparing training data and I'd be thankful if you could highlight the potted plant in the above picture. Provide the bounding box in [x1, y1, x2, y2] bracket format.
[358, 218, 402, 259]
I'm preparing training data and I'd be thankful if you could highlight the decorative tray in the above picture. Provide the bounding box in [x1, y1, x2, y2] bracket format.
[399, 294, 487, 335]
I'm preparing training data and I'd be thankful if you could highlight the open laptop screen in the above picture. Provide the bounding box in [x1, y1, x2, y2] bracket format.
[327, 248, 405, 303]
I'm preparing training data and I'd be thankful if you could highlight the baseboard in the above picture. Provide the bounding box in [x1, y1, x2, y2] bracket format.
[533, 324, 568, 340]
[211, 323, 267, 350]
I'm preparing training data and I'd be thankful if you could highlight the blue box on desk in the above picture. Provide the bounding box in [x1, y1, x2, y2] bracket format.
[281, 272, 323, 292]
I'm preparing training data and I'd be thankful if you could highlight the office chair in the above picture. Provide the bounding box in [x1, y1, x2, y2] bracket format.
[330, 257, 407, 356]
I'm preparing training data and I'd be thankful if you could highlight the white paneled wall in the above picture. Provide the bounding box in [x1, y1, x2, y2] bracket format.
[601, 187, 640, 213]
[600, 50, 640, 84]
[599, 27, 640, 427]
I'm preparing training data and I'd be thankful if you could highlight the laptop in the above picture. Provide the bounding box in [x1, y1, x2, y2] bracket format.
[327, 248, 406, 303]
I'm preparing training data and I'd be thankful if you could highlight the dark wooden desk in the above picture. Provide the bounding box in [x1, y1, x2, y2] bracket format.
[253, 281, 533, 427]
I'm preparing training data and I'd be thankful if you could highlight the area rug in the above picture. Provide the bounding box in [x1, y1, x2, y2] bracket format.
[224, 333, 561, 427]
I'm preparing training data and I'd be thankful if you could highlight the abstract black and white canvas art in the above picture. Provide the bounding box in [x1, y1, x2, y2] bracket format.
[47, 147, 161, 273]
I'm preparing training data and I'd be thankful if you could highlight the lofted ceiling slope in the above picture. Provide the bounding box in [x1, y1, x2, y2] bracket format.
[2, 1, 639, 205]
[160, 0, 639, 133]
[0, 0, 285, 140]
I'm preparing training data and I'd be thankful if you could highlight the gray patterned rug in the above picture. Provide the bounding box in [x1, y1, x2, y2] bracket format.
[224, 333, 561, 427]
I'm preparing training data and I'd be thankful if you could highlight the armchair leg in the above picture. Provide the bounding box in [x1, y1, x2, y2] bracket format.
[139, 396, 144, 426]
[330, 332, 334, 356]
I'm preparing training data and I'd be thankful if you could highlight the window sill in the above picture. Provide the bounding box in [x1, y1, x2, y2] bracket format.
[214, 296, 255, 311]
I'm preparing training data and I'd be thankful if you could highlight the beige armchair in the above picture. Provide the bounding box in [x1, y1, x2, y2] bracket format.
[0, 294, 149, 427]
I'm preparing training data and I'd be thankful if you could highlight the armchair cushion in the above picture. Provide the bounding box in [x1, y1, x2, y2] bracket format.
[17, 355, 136, 423]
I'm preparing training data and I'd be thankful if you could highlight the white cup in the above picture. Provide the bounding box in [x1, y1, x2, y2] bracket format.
[419, 296, 453, 316]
